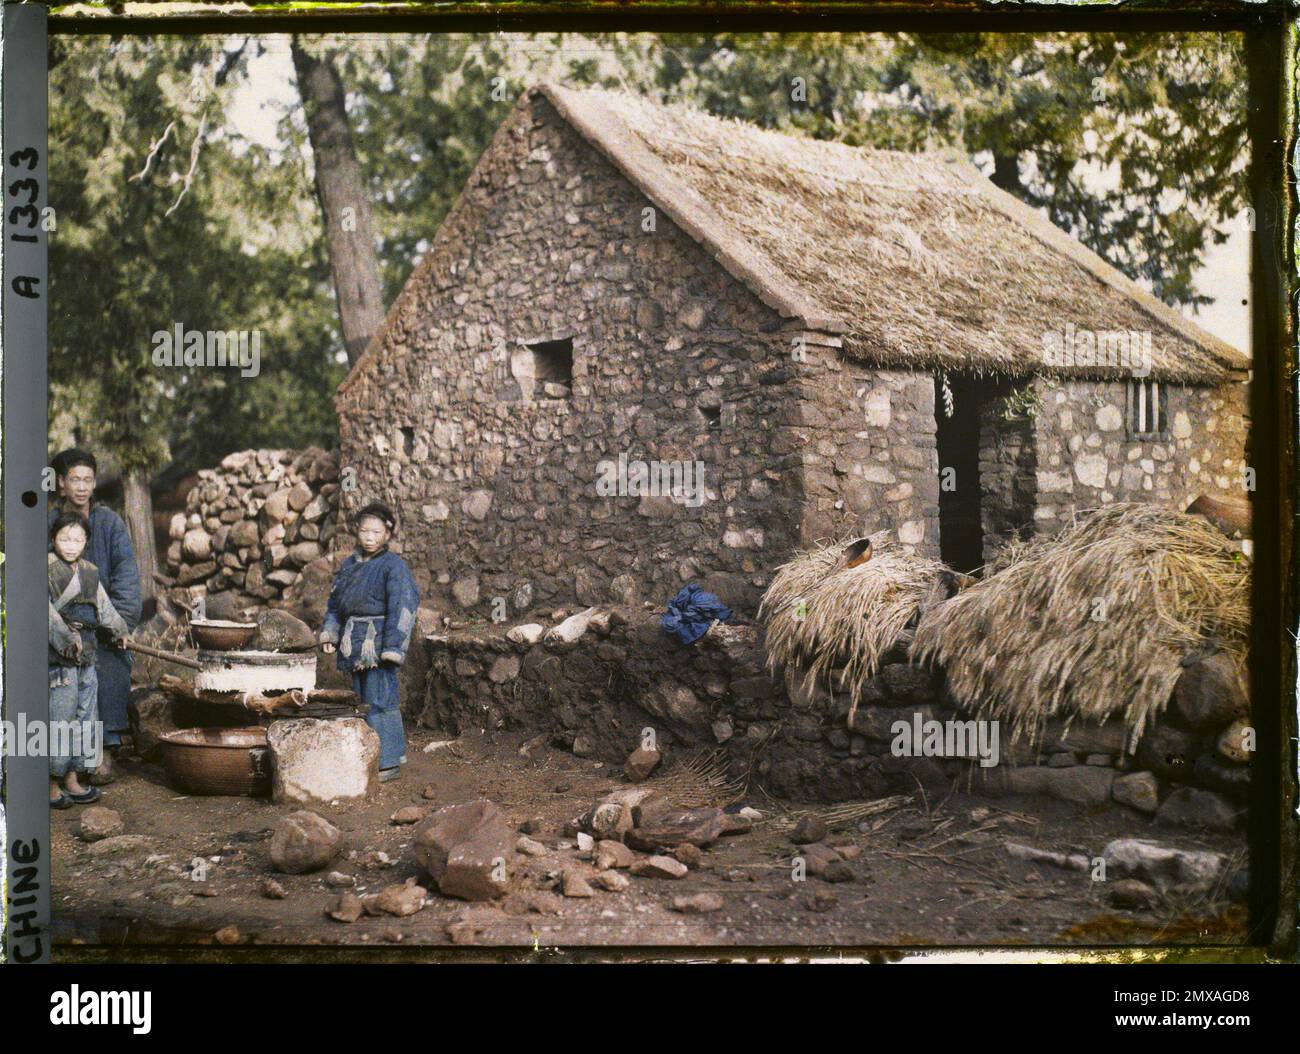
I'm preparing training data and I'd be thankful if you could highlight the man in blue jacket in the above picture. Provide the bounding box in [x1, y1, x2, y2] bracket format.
[50, 448, 142, 783]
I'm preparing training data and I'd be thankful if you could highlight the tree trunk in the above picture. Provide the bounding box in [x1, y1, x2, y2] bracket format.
[122, 469, 159, 603]
[291, 38, 387, 367]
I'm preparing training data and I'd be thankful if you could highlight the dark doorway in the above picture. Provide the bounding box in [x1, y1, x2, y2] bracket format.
[934, 373, 994, 574]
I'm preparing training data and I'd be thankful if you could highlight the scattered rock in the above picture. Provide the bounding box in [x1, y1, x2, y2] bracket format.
[802, 889, 838, 912]
[627, 807, 727, 851]
[260, 878, 287, 900]
[594, 869, 630, 892]
[412, 799, 515, 901]
[325, 871, 355, 889]
[446, 907, 500, 944]
[327, 892, 364, 923]
[78, 806, 123, 843]
[519, 817, 545, 835]
[1155, 787, 1242, 832]
[372, 882, 428, 917]
[791, 815, 828, 845]
[588, 802, 632, 840]
[1004, 842, 1090, 871]
[86, 835, 153, 857]
[595, 840, 636, 870]
[422, 784, 438, 800]
[672, 843, 703, 868]
[506, 623, 544, 646]
[214, 925, 241, 946]
[624, 746, 662, 783]
[1109, 879, 1161, 910]
[516, 836, 548, 857]
[1102, 838, 1227, 896]
[630, 855, 688, 880]
[269, 811, 342, 875]
[546, 609, 596, 647]
[561, 870, 595, 898]
[571, 735, 595, 758]
[672, 892, 723, 914]
[390, 806, 426, 825]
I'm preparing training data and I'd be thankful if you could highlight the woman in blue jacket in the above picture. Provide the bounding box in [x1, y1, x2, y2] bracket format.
[319, 502, 420, 782]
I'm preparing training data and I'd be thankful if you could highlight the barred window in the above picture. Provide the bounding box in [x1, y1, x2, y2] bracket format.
[1127, 379, 1168, 438]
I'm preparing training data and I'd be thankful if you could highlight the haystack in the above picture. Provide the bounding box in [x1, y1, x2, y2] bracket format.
[759, 537, 949, 718]
[910, 504, 1250, 753]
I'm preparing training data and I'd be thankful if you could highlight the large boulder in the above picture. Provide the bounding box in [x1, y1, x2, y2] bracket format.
[1155, 787, 1243, 832]
[268, 719, 379, 805]
[252, 608, 317, 652]
[627, 806, 727, 851]
[412, 800, 515, 901]
[269, 810, 342, 874]
[1170, 653, 1248, 731]
[982, 764, 1114, 806]
[1101, 838, 1227, 896]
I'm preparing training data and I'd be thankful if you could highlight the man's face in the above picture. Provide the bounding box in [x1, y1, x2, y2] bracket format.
[54, 524, 88, 564]
[356, 516, 391, 554]
[60, 464, 96, 508]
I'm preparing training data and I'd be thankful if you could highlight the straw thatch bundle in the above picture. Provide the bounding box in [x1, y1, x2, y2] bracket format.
[759, 538, 949, 718]
[911, 504, 1250, 753]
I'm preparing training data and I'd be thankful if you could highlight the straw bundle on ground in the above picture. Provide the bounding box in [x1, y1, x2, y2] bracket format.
[759, 538, 949, 717]
[911, 504, 1250, 753]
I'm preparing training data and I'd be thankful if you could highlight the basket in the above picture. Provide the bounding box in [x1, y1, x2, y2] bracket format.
[159, 726, 270, 796]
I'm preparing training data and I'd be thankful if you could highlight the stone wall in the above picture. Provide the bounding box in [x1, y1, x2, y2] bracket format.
[416, 608, 1250, 824]
[1029, 378, 1250, 535]
[335, 93, 951, 622]
[797, 364, 942, 559]
[164, 448, 342, 611]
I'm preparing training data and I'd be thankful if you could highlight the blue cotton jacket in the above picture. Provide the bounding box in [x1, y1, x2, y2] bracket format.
[319, 548, 421, 672]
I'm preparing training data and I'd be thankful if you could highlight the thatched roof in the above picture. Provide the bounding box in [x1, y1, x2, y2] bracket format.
[536, 83, 1246, 383]
[910, 504, 1250, 753]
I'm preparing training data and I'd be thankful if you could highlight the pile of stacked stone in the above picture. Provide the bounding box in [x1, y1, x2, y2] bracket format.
[164, 448, 341, 609]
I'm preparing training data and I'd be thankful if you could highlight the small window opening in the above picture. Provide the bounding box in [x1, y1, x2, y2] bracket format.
[697, 404, 722, 432]
[399, 426, 415, 457]
[526, 338, 573, 398]
[1127, 379, 1168, 438]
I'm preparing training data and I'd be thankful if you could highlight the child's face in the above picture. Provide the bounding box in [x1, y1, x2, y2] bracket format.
[54, 524, 87, 564]
[356, 516, 391, 554]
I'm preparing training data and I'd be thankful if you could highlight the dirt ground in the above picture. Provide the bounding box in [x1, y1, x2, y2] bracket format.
[50, 725, 1251, 954]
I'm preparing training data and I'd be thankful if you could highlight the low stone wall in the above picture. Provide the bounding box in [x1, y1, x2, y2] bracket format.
[164, 448, 342, 610]
[416, 607, 1250, 824]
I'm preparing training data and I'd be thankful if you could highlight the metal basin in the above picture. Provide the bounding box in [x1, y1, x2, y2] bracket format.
[190, 619, 258, 651]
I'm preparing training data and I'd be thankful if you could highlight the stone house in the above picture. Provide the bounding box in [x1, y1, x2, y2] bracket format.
[336, 83, 1249, 613]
